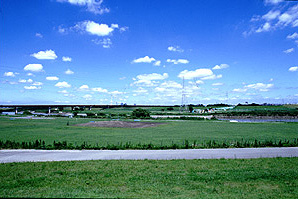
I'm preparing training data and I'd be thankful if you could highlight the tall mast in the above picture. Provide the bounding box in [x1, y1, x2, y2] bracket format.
[180, 77, 187, 112]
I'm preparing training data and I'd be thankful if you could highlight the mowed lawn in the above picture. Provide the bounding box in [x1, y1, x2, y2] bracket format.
[0, 158, 297, 198]
[0, 117, 297, 146]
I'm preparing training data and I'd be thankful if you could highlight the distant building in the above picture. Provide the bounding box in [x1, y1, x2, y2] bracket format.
[77, 113, 87, 117]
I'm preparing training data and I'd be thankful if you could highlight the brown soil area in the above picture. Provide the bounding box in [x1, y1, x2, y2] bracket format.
[75, 121, 166, 128]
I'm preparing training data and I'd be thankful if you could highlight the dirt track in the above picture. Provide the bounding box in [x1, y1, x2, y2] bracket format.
[75, 121, 166, 128]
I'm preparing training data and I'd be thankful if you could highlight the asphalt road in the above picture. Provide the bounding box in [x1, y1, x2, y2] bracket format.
[0, 147, 297, 163]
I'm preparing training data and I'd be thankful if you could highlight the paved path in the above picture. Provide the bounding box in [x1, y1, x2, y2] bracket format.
[0, 147, 297, 163]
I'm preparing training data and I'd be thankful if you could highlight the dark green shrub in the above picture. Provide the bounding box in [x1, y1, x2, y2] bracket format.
[23, 110, 32, 115]
[188, 105, 194, 113]
[131, 108, 151, 118]
[86, 112, 96, 117]
[73, 111, 78, 117]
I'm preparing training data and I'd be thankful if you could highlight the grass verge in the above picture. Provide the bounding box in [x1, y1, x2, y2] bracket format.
[0, 158, 297, 198]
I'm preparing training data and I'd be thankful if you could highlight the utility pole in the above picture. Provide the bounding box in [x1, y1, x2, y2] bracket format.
[110, 95, 114, 106]
[180, 77, 187, 112]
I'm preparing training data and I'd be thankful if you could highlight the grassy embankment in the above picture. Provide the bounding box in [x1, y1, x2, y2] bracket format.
[224, 105, 298, 117]
[0, 117, 297, 149]
[0, 158, 297, 198]
[2, 105, 297, 117]
[62, 104, 298, 117]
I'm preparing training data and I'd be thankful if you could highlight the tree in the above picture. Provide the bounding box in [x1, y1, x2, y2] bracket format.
[188, 105, 194, 113]
[131, 108, 150, 118]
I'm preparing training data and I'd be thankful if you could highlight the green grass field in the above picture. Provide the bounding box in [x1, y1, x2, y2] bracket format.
[0, 158, 297, 198]
[0, 117, 297, 147]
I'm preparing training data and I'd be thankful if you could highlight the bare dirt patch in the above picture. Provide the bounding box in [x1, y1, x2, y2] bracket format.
[75, 121, 167, 128]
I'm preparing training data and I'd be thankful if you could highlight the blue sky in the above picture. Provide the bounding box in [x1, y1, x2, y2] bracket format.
[0, 0, 297, 105]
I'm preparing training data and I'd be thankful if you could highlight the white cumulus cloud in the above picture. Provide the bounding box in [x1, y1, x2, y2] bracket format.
[256, 22, 271, 33]
[166, 59, 189, 64]
[278, 13, 292, 26]
[132, 73, 169, 86]
[195, 80, 204, 85]
[154, 60, 161, 66]
[154, 87, 166, 92]
[58, 90, 69, 94]
[136, 73, 169, 81]
[76, 21, 114, 36]
[57, 0, 110, 15]
[201, 74, 222, 80]
[62, 56, 72, 62]
[58, 26, 67, 34]
[120, 26, 129, 32]
[133, 87, 148, 94]
[19, 79, 26, 83]
[35, 33, 43, 38]
[27, 73, 34, 76]
[233, 88, 248, 93]
[78, 85, 89, 91]
[287, 32, 298, 39]
[289, 66, 298, 72]
[245, 83, 274, 92]
[262, 10, 280, 21]
[160, 81, 182, 88]
[132, 56, 156, 64]
[167, 46, 184, 52]
[245, 5, 298, 36]
[283, 48, 294, 54]
[60, 20, 127, 39]
[93, 38, 112, 48]
[212, 64, 229, 70]
[83, 94, 92, 100]
[101, 38, 112, 48]
[46, 76, 59, 81]
[19, 79, 33, 83]
[32, 82, 43, 86]
[276, 5, 298, 27]
[4, 72, 15, 77]
[24, 86, 41, 90]
[178, 68, 213, 80]
[212, 83, 223, 86]
[55, 81, 71, 88]
[110, 91, 124, 95]
[65, 69, 74, 75]
[91, 87, 108, 93]
[264, 0, 283, 5]
[31, 50, 57, 60]
[24, 64, 43, 72]
[111, 24, 119, 29]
